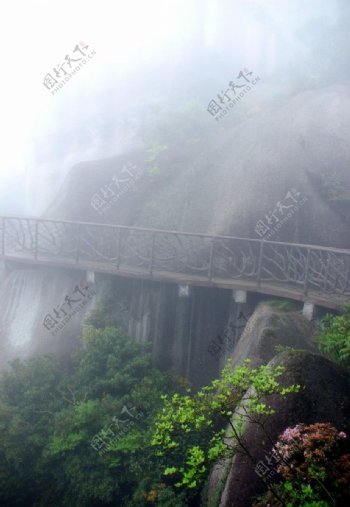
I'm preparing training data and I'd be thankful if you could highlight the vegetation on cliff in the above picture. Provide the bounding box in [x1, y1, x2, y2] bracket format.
[318, 304, 350, 369]
[151, 360, 300, 503]
[1, 303, 350, 506]
[0, 325, 187, 507]
[254, 422, 350, 506]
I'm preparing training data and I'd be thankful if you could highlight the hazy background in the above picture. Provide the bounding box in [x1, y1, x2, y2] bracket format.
[0, 0, 348, 216]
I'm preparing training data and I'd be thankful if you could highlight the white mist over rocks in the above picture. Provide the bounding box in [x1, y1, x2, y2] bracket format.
[0, 0, 347, 216]
[0, 0, 349, 369]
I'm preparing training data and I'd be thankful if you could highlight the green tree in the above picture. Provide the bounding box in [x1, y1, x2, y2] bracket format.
[151, 359, 301, 500]
[317, 305, 350, 368]
[0, 356, 66, 506]
[0, 326, 183, 507]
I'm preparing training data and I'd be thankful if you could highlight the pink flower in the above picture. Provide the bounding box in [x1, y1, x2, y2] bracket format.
[281, 427, 300, 441]
[339, 432, 347, 439]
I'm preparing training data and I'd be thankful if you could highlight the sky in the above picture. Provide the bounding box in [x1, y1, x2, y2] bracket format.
[0, 0, 192, 207]
[0, 0, 343, 215]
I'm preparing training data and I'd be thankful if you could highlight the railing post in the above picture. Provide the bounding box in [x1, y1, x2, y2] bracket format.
[149, 232, 156, 275]
[304, 248, 311, 295]
[1, 217, 5, 257]
[208, 239, 215, 280]
[116, 227, 121, 269]
[257, 240, 265, 286]
[34, 221, 38, 260]
[323, 253, 331, 293]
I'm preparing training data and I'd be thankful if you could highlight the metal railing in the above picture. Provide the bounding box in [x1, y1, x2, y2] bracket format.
[1, 216, 349, 300]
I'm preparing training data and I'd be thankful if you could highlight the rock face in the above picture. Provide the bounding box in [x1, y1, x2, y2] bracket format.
[2, 85, 350, 371]
[0, 264, 250, 385]
[71, 277, 254, 388]
[47, 86, 350, 249]
[230, 302, 316, 369]
[0, 266, 99, 369]
[209, 350, 350, 507]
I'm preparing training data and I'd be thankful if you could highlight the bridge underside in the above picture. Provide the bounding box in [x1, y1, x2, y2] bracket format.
[3, 254, 347, 311]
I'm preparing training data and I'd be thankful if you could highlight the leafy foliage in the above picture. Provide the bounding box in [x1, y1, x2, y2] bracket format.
[146, 142, 168, 162]
[151, 360, 301, 493]
[317, 305, 350, 368]
[0, 326, 185, 507]
[254, 423, 350, 507]
[266, 299, 298, 311]
[85, 280, 123, 329]
[140, 101, 213, 148]
[312, 169, 350, 203]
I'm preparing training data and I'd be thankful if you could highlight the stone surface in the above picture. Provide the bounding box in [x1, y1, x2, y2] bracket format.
[230, 302, 316, 369]
[0, 266, 100, 370]
[47, 86, 350, 249]
[214, 350, 350, 507]
[2, 85, 350, 373]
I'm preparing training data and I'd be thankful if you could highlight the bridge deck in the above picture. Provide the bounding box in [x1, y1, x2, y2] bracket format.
[3, 252, 348, 310]
[1, 216, 349, 310]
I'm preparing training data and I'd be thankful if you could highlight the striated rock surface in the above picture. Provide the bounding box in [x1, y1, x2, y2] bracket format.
[208, 348, 350, 507]
[0, 267, 100, 369]
[47, 86, 350, 248]
[230, 301, 316, 369]
[2, 85, 350, 370]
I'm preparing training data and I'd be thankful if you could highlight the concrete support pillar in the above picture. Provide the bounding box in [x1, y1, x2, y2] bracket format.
[86, 270, 95, 284]
[0, 259, 7, 284]
[173, 284, 193, 377]
[178, 284, 191, 297]
[233, 289, 247, 303]
[302, 302, 315, 321]
[177, 294, 193, 378]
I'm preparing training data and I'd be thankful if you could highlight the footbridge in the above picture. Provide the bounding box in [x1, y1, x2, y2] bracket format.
[1, 216, 349, 310]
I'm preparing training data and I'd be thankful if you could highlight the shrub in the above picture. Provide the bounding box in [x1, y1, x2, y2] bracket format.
[254, 422, 350, 506]
[317, 304, 350, 368]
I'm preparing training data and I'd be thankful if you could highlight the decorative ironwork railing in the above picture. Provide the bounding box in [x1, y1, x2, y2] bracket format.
[1, 216, 350, 300]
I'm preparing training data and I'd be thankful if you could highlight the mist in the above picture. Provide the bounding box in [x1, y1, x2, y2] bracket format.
[0, 0, 349, 215]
